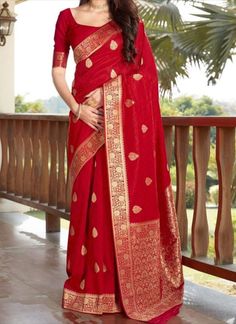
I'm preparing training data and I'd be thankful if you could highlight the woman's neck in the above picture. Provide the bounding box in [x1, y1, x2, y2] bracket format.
[89, 0, 109, 11]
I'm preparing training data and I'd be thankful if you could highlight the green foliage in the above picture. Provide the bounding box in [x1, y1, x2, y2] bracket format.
[160, 95, 224, 116]
[15, 95, 45, 113]
[136, 0, 236, 93]
[186, 181, 195, 208]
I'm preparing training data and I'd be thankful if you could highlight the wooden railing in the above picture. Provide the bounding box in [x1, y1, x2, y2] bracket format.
[0, 114, 235, 282]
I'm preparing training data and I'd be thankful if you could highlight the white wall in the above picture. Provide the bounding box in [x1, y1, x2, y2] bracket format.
[0, 0, 15, 113]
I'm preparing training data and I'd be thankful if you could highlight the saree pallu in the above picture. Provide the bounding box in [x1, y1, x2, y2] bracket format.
[63, 19, 184, 323]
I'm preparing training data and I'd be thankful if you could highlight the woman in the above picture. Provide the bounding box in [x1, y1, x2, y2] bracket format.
[52, 0, 184, 322]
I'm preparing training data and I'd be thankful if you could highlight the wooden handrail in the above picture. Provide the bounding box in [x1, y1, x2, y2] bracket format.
[0, 113, 235, 282]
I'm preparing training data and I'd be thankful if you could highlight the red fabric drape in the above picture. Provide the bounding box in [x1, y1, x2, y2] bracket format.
[53, 8, 184, 323]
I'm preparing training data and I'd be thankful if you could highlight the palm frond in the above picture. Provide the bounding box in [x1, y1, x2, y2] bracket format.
[172, 3, 236, 83]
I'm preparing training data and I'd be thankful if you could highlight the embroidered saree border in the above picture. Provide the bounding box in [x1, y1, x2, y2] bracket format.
[63, 288, 121, 314]
[103, 76, 183, 321]
[68, 131, 105, 194]
[73, 22, 121, 64]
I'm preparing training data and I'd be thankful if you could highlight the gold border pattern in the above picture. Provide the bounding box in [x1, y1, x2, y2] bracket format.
[73, 22, 121, 64]
[53, 51, 68, 68]
[161, 184, 184, 288]
[63, 288, 121, 314]
[103, 76, 183, 321]
[69, 131, 105, 193]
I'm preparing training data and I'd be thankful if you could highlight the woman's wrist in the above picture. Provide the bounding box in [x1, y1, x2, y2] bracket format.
[71, 103, 81, 119]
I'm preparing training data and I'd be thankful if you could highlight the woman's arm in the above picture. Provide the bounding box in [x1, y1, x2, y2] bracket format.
[52, 66, 79, 115]
[52, 66, 104, 131]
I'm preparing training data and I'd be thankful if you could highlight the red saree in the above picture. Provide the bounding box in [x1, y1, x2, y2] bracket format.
[53, 8, 184, 323]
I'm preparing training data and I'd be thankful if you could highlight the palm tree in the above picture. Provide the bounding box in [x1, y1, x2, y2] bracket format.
[136, 0, 236, 95]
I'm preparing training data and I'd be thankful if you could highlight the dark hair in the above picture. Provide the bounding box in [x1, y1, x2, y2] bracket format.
[79, 0, 139, 62]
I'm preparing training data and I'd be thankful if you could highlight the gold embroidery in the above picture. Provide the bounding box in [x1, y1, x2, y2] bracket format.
[72, 192, 77, 202]
[141, 124, 148, 133]
[53, 51, 68, 68]
[63, 288, 121, 314]
[85, 58, 93, 68]
[128, 152, 139, 161]
[110, 39, 118, 50]
[70, 225, 75, 236]
[92, 227, 98, 238]
[125, 99, 135, 108]
[145, 177, 153, 186]
[133, 73, 143, 81]
[73, 22, 121, 64]
[162, 184, 184, 288]
[94, 262, 100, 273]
[80, 279, 85, 290]
[91, 192, 97, 203]
[103, 76, 183, 321]
[132, 205, 142, 214]
[81, 245, 87, 256]
[68, 131, 105, 196]
[110, 69, 117, 79]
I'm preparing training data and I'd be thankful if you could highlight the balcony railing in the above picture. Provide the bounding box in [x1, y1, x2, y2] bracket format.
[0, 113, 235, 282]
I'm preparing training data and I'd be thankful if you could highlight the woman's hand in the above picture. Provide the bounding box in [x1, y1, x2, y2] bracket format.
[78, 103, 104, 131]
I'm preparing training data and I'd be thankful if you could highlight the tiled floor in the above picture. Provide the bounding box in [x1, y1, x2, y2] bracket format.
[0, 211, 235, 324]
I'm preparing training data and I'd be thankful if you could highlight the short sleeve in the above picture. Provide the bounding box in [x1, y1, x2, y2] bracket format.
[52, 10, 70, 68]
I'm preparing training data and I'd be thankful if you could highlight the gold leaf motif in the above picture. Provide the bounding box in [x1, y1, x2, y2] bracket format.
[70, 225, 75, 236]
[133, 73, 143, 81]
[110, 40, 118, 50]
[141, 124, 148, 134]
[72, 192, 77, 202]
[92, 227, 98, 238]
[110, 69, 117, 79]
[132, 205, 142, 214]
[125, 99, 135, 108]
[94, 262, 100, 273]
[80, 279, 85, 290]
[81, 245, 87, 256]
[85, 58, 93, 68]
[103, 264, 107, 272]
[145, 177, 153, 186]
[91, 192, 97, 203]
[128, 152, 139, 161]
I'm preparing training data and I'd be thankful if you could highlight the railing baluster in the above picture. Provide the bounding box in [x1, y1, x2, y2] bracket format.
[215, 127, 235, 264]
[7, 119, 16, 193]
[23, 120, 32, 198]
[175, 126, 189, 250]
[57, 121, 67, 209]
[192, 126, 210, 257]
[39, 121, 49, 203]
[31, 120, 41, 201]
[15, 120, 24, 196]
[49, 121, 58, 206]
[0, 119, 8, 191]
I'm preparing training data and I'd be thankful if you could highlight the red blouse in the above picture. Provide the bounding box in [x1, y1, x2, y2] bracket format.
[52, 8, 110, 68]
